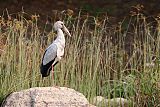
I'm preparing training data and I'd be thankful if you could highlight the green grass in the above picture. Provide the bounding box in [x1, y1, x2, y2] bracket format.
[0, 11, 160, 106]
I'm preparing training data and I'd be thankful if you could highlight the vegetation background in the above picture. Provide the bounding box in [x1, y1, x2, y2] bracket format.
[0, 0, 160, 107]
[0, 0, 159, 21]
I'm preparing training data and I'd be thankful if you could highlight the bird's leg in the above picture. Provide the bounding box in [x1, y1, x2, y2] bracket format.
[51, 64, 60, 89]
[51, 58, 58, 82]
[51, 64, 54, 82]
[42, 77, 45, 87]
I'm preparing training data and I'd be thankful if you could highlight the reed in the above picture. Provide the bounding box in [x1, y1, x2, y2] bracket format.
[0, 11, 160, 106]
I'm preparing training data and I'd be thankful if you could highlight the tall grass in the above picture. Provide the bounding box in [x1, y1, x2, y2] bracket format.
[0, 11, 160, 106]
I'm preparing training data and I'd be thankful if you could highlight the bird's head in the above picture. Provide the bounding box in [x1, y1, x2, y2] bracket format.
[54, 21, 71, 37]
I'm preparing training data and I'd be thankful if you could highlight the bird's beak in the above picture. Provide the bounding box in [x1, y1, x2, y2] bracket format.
[63, 25, 71, 37]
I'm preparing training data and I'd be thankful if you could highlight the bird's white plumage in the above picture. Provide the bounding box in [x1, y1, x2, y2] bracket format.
[42, 21, 71, 66]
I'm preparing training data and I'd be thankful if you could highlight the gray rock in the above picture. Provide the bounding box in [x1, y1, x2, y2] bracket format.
[3, 87, 90, 107]
[93, 96, 105, 106]
[93, 96, 129, 107]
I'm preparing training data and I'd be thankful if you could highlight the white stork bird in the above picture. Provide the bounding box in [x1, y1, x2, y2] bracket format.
[40, 21, 71, 80]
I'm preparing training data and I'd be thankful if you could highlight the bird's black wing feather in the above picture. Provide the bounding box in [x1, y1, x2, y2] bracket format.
[40, 44, 58, 77]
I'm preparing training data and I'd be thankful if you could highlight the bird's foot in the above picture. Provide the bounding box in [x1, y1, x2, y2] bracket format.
[53, 85, 60, 89]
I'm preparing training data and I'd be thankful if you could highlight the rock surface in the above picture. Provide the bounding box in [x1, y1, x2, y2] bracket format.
[3, 87, 91, 107]
[93, 96, 129, 107]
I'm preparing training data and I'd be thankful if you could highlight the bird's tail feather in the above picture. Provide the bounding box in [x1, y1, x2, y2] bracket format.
[40, 61, 59, 78]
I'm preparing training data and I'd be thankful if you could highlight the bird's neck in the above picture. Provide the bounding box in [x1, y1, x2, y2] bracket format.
[56, 29, 65, 40]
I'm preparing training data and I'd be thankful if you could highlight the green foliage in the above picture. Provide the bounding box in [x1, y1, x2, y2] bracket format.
[0, 12, 160, 106]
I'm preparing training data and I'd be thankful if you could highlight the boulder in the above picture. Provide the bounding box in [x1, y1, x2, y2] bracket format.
[93, 96, 105, 106]
[2, 87, 92, 107]
[93, 96, 129, 107]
